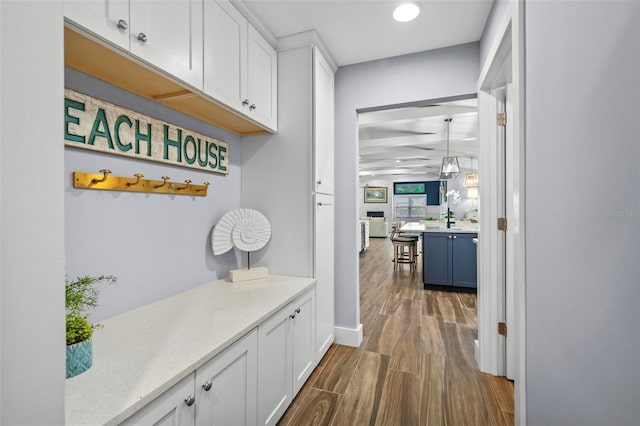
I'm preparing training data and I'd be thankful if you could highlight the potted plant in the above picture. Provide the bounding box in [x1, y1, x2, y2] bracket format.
[66, 274, 116, 378]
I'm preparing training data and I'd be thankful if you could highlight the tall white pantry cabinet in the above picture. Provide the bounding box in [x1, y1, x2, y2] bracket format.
[242, 32, 336, 363]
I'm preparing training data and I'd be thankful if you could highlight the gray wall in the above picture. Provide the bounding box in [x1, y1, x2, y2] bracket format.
[65, 68, 243, 322]
[524, 1, 640, 424]
[1, 2, 65, 423]
[335, 43, 480, 330]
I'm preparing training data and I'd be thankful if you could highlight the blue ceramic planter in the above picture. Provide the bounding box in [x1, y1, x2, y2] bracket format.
[66, 339, 93, 378]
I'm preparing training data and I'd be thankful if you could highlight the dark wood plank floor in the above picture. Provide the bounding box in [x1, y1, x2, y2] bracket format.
[278, 237, 514, 426]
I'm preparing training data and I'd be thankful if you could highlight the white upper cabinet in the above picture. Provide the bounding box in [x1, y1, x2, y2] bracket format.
[64, 0, 130, 49]
[204, 0, 277, 131]
[65, 0, 203, 89]
[129, 0, 203, 89]
[313, 49, 335, 195]
[203, 0, 246, 112]
[246, 26, 277, 130]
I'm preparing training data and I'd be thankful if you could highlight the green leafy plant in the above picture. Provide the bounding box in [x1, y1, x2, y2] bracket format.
[66, 275, 117, 346]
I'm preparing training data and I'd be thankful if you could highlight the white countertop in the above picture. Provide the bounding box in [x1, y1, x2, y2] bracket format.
[65, 274, 316, 426]
[400, 222, 479, 233]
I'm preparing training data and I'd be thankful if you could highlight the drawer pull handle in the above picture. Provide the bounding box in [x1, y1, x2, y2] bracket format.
[202, 381, 212, 392]
[242, 99, 250, 107]
[117, 19, 128, 30]
[295, 308, 301, 314]
[137, 32, 148, 43]
[184, 395, 195, 407]
[290, 313, 296, 319]
[249, 104, 257, 111]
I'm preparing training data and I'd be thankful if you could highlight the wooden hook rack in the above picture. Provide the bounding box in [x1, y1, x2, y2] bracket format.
[73, 169, 209, 196]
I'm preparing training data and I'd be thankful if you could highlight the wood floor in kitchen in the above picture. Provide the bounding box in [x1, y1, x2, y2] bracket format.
[278, 236, 514, 426]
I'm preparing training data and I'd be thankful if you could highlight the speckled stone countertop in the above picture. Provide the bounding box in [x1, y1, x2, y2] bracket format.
[399, 222, 479, 234]
[65, 275, 316, 426]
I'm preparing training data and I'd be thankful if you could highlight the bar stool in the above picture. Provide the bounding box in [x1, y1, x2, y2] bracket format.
[391, 230, 418, 272]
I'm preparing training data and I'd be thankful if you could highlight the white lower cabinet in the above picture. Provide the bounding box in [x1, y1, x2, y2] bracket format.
[120, 373, 196, 426]
[257, 288, 316, 426]
[196, 329, 258, 426]
[121, 289, 316, 426]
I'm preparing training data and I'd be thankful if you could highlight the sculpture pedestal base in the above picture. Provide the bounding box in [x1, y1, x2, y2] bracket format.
[228, 266, 269, 283]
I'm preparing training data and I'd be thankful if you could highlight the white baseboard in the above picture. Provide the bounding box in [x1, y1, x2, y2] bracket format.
[474, 339, 480, 366]
[334, 324, 363, 347]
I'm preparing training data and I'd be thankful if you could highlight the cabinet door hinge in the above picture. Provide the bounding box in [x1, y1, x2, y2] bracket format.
[497, 217, 507, 231]
[497, 112, 507, 127]
[498, 322, 507, 336]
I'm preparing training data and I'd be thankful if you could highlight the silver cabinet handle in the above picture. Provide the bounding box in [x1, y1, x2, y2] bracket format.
[317, 179, 322, 185]
[453, 235, 457, 239]
[448, 235, 452, 239]
[249, 104, 257, 111]
[289, 313, 296, 319]
[295, 308, 301, 314]
[202, 380, 212, 392]
[242, 99, 249, 107]
[137, 33, 148, 43]
[317, 202, 333, 206]
[117, 19, 128, 30]
[184, 395, 195, 406]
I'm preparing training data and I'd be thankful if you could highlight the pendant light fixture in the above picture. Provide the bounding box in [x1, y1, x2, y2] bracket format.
[464, 173, 478, 188]
[439, 118, 460, 180]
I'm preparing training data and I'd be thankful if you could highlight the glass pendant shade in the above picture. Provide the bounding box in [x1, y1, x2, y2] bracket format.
[464, 173, 478, 188]
[439, 157, 460, 180]
[439, 117, 459, 180]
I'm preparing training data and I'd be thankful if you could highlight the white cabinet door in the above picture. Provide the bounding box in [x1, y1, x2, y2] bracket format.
[129, 0, 203, 89]
[314, 194, 334, 361]
[64, 0, 130, 49]
[257, 288, 316, 426]
[247, 26, 277, 130]
[313, 48, 335, 195]
[203, 0, 247, 112]
[203, 0, 277, 131]
[120, 373, 196, 426]
[290, 288, 316, 396]
[257, 306, 292, 426]
[196, 329, 257, 426]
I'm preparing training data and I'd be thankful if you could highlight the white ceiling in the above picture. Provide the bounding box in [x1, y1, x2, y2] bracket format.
[239, 0, 493, 66]
[359, 98, 478, 182]
[238, 0, 487, 181]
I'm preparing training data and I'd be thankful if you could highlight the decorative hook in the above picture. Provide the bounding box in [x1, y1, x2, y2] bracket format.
[154, 176, 170, 188]
[196, 182, 210, 192]
[176, 179, 192, 191]
[127, 173, 144, 186]
[91, 169, 112, 184]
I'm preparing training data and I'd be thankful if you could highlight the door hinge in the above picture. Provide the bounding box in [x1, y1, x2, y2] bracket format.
[497, 217, 507, 231]
[498, 322, 507, 336]
[497, 112, 507, 127]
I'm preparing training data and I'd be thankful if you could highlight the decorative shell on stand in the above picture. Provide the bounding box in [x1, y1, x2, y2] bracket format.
[211, 208, 271, 255]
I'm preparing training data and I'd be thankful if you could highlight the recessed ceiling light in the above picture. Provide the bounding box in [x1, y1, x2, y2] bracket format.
[393, 2, 421, 23]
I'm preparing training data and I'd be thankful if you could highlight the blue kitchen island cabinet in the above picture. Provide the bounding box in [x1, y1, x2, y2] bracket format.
[423, 232, 478, 288]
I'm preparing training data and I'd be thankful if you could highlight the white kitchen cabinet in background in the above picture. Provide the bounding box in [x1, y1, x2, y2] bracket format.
[195, 329, 257, 426]
[120, 373, 196, 426]
[64, 0, 204, 89]
[204, 0, 278, 131]
[257, 288, 315, 426]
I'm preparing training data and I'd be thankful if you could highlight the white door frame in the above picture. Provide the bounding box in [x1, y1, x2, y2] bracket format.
[476, 1, 526, 425]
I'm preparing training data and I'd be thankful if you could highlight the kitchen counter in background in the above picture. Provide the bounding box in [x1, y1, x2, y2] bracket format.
[400, 221, 479, 234]
[65, 275, 316, 426]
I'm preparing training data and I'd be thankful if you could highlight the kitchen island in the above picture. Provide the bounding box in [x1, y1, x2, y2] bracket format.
[400, 222, 478, 288]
